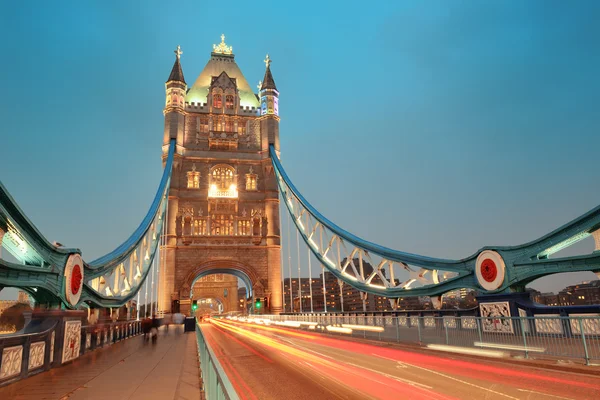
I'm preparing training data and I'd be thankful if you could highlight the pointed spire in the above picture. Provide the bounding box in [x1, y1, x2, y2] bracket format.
[167, 45, 186, 83]
[260, 54, 277, 91]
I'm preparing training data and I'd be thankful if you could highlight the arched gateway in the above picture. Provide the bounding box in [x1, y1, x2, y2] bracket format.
[158, 37, 282, 315]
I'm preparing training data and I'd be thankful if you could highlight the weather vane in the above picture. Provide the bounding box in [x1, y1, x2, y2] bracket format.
[174, 45, 182, 59]
[264, 54, 271, 68]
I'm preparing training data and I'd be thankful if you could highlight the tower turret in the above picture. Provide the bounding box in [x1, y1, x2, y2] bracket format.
[163, 45, 187, 154]
[259, 54, 280, 152]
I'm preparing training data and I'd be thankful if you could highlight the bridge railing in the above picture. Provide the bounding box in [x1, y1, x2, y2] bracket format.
[196, 321, 239, 400]
[0, 312, 143, 387]
[239, 314, 600, 365]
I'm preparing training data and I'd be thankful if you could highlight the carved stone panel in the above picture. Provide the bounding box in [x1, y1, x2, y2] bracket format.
[480, 301, 513, 333]
[28, 341, 45, 371]
[0, 345, 23, 380]
[534, 314, 563, 335]
[443, 316, 457, 329]
[61, 320, 81, 364]
[461, 316, 477, 330]
[424, 316, 435, 329]
[569, 313, 600, 336]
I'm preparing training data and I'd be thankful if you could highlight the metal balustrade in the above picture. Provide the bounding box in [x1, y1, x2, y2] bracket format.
[196, 321, 239, 400]
[0, 315, 143, 387]
[237, 314, 600, 365]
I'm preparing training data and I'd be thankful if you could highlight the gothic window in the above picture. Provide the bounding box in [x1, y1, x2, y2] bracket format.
[199, 118, 209, 133]
[245, 166, 258, 191]
[193, 219, 207, 235]
[246, 175, 257, 191]
[213, 94, 222, 108]
[238, 220, 250, 236]
[225, 95, 234, 109]
[225, 120, 234, 132]
[215, 118, 223, 132]
[237, 121, 246, 135]
[211, 215, 233, 235]
[187, 165, 200, 189]
[209, 165, 237, 198]
[211, 166, 235, 190]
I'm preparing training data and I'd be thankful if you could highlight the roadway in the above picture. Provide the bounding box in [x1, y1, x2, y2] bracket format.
[202, 319, 600, 400]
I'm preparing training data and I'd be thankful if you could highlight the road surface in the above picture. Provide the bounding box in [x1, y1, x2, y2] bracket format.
[202, 319, 600, 400]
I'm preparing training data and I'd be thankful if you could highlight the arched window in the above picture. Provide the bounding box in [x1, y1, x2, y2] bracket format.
[211, 166, 234, 189]
[225, 95, 234, 109]
[225, 120, 234, 132]
[213, 94, 222, 108]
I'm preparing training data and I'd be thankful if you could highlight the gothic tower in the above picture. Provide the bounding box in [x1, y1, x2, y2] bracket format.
[159, 36, 282, 315]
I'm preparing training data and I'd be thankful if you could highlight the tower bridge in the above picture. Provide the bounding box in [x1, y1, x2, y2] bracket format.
[0, 35, 599, 398]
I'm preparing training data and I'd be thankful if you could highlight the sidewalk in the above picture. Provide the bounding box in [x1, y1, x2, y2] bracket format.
[0, 325, 202, 400]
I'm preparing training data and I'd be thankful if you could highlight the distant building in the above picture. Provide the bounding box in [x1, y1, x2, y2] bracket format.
[529, 281, 600, 306]
[283, 257, 433, 313]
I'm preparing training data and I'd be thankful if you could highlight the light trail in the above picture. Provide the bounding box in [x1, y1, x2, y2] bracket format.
[209, 320, 457, 400]
[215, 318, 600, 398]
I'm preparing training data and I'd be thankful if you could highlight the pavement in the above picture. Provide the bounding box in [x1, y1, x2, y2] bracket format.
[0, 325, 201, 400]
[202, 319, 600, 400]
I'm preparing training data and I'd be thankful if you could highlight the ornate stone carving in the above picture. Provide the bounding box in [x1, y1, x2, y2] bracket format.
[28, 341, 45, 371]
[423, 316, 435, 329]
[62, 320, 81, 364]
[480, 301, 513, 333]
[261, 217, 268, 237]
[534, 314, 563, 334]
[213, 34, 233, 55]
[461, 316, 477, 330]
[410, 316, 419, 328]
[443, 316, 457, 329]
[0, 345, 23, 380]
[569, 313, 600, 335]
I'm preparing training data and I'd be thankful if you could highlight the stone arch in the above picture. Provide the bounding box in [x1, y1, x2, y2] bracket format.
[183, 260, 260, 299]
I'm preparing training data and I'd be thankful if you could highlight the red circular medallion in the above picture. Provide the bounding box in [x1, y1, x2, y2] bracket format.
[480, 259, 497, 282]
[71, 264, 82, 295]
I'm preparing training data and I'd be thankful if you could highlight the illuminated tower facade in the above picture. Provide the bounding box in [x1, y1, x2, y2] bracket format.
[159, 36, 282, 315]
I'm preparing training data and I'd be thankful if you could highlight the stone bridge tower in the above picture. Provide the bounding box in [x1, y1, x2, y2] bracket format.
[159, 37, 282, 315]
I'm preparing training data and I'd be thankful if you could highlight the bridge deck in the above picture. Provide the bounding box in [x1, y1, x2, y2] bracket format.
[0, 325, 201, 400]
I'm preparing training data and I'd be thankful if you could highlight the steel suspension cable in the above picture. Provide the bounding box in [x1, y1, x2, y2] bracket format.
[320, 227, 327, 313]
[308, 247, 313, 313]
[296, 223, 302, 313]
[287, 211, 293, 313]
[149, 260, 153, 316]
[280, 200, 286, 314]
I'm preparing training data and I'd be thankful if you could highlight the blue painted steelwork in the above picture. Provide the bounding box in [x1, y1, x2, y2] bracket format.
[270, 145, 600, 298]
[0, 139, 176, 308]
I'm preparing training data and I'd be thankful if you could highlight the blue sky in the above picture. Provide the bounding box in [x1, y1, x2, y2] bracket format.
[1, 1, 599, 300]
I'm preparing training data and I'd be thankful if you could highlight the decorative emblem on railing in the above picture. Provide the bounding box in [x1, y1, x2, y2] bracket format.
[64, 254, 84, 306]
